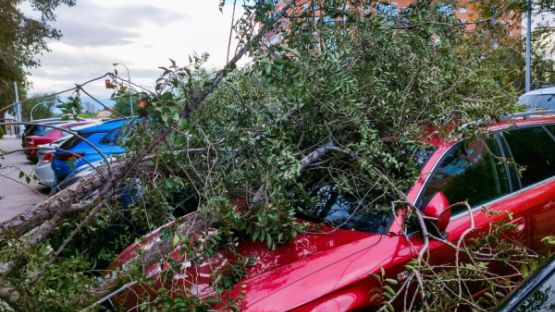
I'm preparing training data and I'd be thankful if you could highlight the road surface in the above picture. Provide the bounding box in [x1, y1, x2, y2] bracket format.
[0, 136, 47, 222]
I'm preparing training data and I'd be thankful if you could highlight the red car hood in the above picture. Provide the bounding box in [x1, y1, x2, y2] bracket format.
[113, 223, 409, 311]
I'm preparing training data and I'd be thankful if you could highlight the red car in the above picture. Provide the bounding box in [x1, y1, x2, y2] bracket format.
[24, 120, 94, 162]
[112, 113, 555, 311]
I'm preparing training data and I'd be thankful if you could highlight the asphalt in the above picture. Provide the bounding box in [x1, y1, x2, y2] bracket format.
[0, 135, 47, 222]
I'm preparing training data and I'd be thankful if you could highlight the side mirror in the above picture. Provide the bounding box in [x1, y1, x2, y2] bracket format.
[423, 192, 451, 235]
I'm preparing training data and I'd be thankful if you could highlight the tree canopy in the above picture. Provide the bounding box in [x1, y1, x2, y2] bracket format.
[0, 0, 75, 111]
[22, 93, 56, 121]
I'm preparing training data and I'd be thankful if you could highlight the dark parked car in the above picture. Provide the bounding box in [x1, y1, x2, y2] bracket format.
[497, 255, 555, 312]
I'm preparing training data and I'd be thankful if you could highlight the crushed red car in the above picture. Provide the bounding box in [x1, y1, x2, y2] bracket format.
[112, 112, 555, 311]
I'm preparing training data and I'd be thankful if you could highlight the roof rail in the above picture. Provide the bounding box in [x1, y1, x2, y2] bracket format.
[457, 109, 555, 133]
[503, 110, 555, 120]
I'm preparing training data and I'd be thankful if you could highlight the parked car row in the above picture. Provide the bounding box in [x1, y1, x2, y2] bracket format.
[21, 118, 130, 191]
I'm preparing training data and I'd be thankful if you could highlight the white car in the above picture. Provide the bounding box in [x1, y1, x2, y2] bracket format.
[518, 86, 555, 110]
[35, 137, 68, 188]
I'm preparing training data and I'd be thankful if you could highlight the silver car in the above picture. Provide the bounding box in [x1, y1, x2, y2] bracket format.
[518, 86, 555, 110]
[34, 137, 68, 188]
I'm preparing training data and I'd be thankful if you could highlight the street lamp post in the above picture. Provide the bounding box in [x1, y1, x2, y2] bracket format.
[113, 62, 135, 116]
[30, 100, 55, 121]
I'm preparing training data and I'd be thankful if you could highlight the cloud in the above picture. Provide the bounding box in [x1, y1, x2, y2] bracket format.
[27, 0, 245, 98]
[58, 24, 140, 47]
[51, 0, 186, 47]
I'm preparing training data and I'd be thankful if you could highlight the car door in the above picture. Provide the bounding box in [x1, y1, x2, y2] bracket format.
[413, 133, 527, 265]
[501, 124, 555, 252]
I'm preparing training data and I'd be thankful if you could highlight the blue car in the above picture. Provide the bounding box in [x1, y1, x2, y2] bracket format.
[52, 119, 129, 183]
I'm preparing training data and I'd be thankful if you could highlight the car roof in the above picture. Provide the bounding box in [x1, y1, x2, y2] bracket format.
[76, 118, 128, 134]
[520, 86, 555, 96]
[68, 120, 104, 132]
[486, 111, 555, 132]
[425, 112, 555, 147]
[29, 117, 65, 122]
[28, 120, 67, 126]
[58, 120, 96, 129]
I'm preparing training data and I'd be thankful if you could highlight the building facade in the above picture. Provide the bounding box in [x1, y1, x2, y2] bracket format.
[272, 1, 521, 38]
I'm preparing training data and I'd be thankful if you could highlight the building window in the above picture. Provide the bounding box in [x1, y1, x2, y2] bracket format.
[342, 3, 350, 12]
[362, 5, 371, 15]
[437, 3, 455, 16]
[377, 3, 398, 17]
[268, 33, 282, 46]
[323, 15, 336, 25]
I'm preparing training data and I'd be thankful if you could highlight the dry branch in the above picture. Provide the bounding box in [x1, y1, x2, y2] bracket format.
[299, 142, 355, 171]
[91, 211, 213, 301]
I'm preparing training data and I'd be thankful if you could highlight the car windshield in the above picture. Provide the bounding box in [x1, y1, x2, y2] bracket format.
[26, 121, 65, 136]
[297, 185, 394, 234]
[99, 127, 122, 145]
[34, 126, 56, 136]
[296, 145, 436, 234]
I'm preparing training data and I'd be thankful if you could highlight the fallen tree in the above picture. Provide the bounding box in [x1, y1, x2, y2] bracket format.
[0, 1, 548, 311]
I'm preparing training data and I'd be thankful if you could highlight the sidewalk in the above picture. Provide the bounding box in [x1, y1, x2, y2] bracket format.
[0, 136, 47, 222]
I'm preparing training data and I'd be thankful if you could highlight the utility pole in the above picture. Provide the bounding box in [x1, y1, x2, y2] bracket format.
[13, 81, 23, 138]
[525, 0, 533, 92]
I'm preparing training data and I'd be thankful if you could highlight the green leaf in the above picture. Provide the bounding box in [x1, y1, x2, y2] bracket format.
[385, 278, 398, 286]
[384, 285, 395, 298]
[369, 273, 381, 281]
[370, 292, 382, 302]
[520, 264, 529, 278]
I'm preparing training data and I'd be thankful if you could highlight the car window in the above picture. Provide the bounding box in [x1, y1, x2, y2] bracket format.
[297, 185, 394, 234]
[503, 126, 555, 187]
[59, 132, 93, 150]
[33, 126, 55, 136]
[515, 269, 555, 312]
[546, 125, 555, 138]
[419, 137, 511, 215]
[99, 127, 122, 146]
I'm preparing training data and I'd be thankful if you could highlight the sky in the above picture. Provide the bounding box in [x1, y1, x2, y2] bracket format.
[24, 0, 244, 108]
